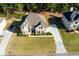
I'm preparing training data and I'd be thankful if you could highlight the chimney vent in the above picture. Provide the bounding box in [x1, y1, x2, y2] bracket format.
[70, 7, 74, 12]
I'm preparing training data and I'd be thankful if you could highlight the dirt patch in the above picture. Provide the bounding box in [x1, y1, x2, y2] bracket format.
[39, 11, 63, 17]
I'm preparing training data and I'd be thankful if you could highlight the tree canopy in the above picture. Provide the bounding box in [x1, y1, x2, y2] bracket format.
[0, 3, 79, 18]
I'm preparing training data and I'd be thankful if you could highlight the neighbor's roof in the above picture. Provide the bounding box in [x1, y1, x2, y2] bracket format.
[21, 12, 46, 27]
[63, 12, 72, 22]
[63, 11, 79, 22]
[74, 14, 79, 21]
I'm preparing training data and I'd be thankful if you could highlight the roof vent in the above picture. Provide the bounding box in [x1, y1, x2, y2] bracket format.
[26, 12, 29, 15]
[70, 7, 74, 12]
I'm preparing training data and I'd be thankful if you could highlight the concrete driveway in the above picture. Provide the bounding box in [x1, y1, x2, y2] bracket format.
[0, 26, 15, 55]
[46, 24, 67, 54]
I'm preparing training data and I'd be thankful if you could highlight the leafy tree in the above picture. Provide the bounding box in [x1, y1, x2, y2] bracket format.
[15, 4, 23, 11]
[0, 3, 78, 18]
[23, 3, 30, 12]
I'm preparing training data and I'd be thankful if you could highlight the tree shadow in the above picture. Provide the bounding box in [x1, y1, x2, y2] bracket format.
[48, 16, 65, 29]
[7, 20, 20, 33]
[19, 15, 28, 25]
[7, 15, 29, 36]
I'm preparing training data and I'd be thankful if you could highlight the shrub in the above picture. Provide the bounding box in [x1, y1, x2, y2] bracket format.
[47, 32, 52, 35]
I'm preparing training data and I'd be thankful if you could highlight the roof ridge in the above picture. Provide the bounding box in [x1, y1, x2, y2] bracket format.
[21, 12, 46, 27]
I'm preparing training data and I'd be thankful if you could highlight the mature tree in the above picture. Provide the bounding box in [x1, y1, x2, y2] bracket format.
[1, 4, 15, 16]
[73, 4, 79, 10]
[15, 4, 23, 11]
[0, 3, 77, 18]
[23, 3, 30, 12]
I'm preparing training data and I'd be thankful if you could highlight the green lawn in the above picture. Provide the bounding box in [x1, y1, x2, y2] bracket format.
[0, 38, 2, 43]
[55, 18, 79, 52]
[6, 34, 55, 55]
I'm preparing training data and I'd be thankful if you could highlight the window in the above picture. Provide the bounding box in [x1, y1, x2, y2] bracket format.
[39, 26, 43, 29]
[28, 26, 30, 29]
[75, 21, 78, 24]
[37, 31, 40, 33]
[28, 30, 30, 32]
[74, 25, 76, 28]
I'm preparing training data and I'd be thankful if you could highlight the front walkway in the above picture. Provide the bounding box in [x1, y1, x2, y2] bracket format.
[46, 24, 67, 54]
[0, 26, 15, 55]
[29, 35, 53, 37]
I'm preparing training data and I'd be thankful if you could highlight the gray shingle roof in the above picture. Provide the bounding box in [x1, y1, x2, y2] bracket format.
[21, 12, 46, 28]
[63, 12, 72, 22]
[63, 11, 79, 22]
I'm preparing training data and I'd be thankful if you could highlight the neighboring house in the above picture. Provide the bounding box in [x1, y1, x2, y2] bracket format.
[20, 13, 47, 35]
[0, 18, 6, 35]
[62, 11, 79, 31]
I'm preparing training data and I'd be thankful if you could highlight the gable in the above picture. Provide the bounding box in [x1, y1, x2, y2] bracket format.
[36, 23, 45, 29]
[21, 13, 46, 27]
[25, 13, 45, 26]
[35, 21, 46, 28]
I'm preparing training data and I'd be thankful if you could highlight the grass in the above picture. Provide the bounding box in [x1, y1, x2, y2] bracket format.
[0, 38, 2, 43]
[6, 33, 55, 55]
[55, 17, 79, 52]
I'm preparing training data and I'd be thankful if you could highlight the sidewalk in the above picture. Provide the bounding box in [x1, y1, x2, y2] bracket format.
[29, 35, 53, 37]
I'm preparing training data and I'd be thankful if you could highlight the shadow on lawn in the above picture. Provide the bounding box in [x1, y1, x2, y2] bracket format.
[7, 15, 28, 36]
[48, 16, 65, 29]
[7, 20, 20, 33]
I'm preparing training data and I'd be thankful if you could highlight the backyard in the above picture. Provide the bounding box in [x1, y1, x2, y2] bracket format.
[54, 17, 79, 52]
